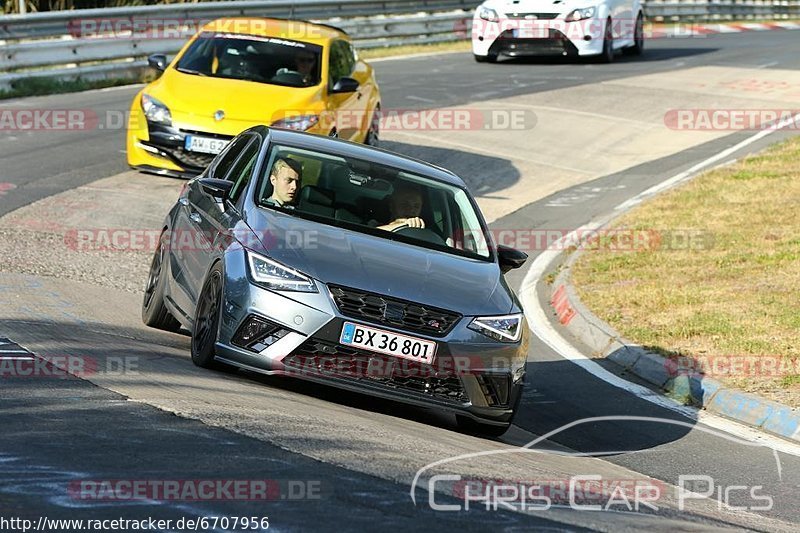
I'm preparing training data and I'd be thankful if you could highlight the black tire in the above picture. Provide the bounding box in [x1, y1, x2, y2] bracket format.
[623, 14, 645, 56]
[191, 262, 225, 369]
[456, 415, 511, 438]
[600, 18, 614, 63]
[365, 106, 380, 146]
[474, 53, 497, 63]
[142, 230, 181, 332]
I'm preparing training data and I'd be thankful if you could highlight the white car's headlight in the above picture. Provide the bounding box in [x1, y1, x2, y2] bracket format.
[271, 115, 319, 132]
[468, 313, 523, 342]
[478, 6, 500, 22]
[141, 93, 172, 125]
[247, 251, 318, 293]
[565, 7, 596, 22]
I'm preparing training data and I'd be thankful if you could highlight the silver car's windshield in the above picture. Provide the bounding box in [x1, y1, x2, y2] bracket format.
[175, 32, 322, 87]
[256, 144, 492, 260]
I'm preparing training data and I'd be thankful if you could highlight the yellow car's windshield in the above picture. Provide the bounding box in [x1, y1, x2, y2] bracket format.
[175, 32, 322, 87]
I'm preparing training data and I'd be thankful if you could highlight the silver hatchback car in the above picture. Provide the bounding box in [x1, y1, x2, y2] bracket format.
[142, 127, 530, 436]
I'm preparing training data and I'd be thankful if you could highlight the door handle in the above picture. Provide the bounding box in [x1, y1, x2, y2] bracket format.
[189, 212, 202, 224]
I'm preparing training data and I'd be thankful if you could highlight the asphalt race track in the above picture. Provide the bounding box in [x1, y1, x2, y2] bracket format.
[2, 30, 800, 531]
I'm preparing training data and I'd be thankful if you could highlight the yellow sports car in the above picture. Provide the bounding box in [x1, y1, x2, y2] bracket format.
[127, 18, 381, 177]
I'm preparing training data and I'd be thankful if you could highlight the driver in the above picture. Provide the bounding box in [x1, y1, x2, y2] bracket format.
[376, 182, 426, 232]
[275, 50, 317, 85]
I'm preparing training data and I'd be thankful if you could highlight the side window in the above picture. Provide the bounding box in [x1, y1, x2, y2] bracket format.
[344, 41, 357, 72]
[211, 135, 251, 179]
[227, 138, 260, 204]
[328, 40, 351, 87]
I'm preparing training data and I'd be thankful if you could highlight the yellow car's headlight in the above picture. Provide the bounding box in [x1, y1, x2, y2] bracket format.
[141, 94, 172, 126]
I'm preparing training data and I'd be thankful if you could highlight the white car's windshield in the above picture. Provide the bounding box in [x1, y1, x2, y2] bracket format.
[256, 144, 492, 260]
[176, 32, 322, 87]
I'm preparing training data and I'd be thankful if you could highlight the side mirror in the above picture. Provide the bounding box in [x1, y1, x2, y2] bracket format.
[497, 244, 528, 274]
[331, 76, 359, 93]
[147, 54, 168, 72]
[199, 178, 233, 200]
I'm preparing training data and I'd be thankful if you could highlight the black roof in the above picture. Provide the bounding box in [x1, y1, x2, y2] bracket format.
[253, 126, 467, 188]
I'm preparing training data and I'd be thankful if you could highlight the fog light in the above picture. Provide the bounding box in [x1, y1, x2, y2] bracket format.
[232, 315, 290, 352]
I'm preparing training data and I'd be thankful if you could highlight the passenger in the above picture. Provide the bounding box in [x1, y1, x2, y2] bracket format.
[266, 158, 303, 207]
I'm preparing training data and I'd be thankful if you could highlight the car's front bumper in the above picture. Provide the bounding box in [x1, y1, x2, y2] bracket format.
[472, 17, 606, 58]
[213, 249, 528, 425]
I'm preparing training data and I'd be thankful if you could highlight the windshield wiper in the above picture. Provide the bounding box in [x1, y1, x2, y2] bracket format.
[175, 66, 207, 76]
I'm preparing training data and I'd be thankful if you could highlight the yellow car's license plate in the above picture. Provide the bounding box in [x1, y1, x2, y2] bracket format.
[184, 135, 228, 154]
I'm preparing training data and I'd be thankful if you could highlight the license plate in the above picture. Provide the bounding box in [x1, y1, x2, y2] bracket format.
[184, 135, 228, 154]
[513, 27, 548, 39]
[340, 322, 436, 364]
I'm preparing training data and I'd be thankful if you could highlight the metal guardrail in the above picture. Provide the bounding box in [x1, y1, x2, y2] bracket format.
[1, 0, 799, 90]
[0, 0, 474, 89]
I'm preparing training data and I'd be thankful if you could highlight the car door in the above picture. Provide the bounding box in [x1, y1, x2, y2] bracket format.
[169, 134, 255, 316]
[327, 39, 361, 141]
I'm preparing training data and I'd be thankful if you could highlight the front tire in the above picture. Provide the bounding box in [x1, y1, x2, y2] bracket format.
[365, 106, 380, 146]
[142, 230, 181, 332]
[600, 18, 614, 63]
[191, 262, 225, 369]
[623, 14, 645, 56]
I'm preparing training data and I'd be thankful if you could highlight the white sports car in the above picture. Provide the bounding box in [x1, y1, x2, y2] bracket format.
[471, 0, 644, 63]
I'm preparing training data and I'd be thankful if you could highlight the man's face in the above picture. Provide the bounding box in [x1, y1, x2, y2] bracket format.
[390, 189, 423, 219]
[270, 165, 301, 205]
[295, 53, 315, 76]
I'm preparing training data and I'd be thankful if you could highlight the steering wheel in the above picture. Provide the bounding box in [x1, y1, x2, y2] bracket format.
[392, 225, 446, 246]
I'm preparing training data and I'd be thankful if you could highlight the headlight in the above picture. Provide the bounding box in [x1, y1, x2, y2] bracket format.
[565, 7, 596, 22]
[468, 314, 523, 342]
[141, 93, 172, 125]
[478, 6, 499, 22]
[247, 251, 318, 293]
[271, 115, 319, 132]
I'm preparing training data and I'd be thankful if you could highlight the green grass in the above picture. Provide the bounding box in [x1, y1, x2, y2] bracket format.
[571, 136, 800, 407]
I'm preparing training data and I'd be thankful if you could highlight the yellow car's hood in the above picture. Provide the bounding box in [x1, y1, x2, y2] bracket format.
[146, 69, 324, 134]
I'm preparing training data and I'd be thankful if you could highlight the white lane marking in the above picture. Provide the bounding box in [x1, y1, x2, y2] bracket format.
[0, 349, 31, 353]
[520, 111, 800, 455]
[757, 61, 779, 69]
[0, 357, 35, 360]
[405, 95, 436, 103]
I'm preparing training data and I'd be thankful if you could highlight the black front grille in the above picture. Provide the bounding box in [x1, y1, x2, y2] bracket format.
[328, 285, 461, 337]
[171, 148, 216, 170]
[505, 12, 560, 20]
[285, 339, 469, 403]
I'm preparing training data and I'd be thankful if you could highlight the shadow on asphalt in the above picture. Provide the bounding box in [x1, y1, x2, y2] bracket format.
[379, 140, 520, 198]
[1, 317, 694, 454]
[496, 47, 718, 66]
